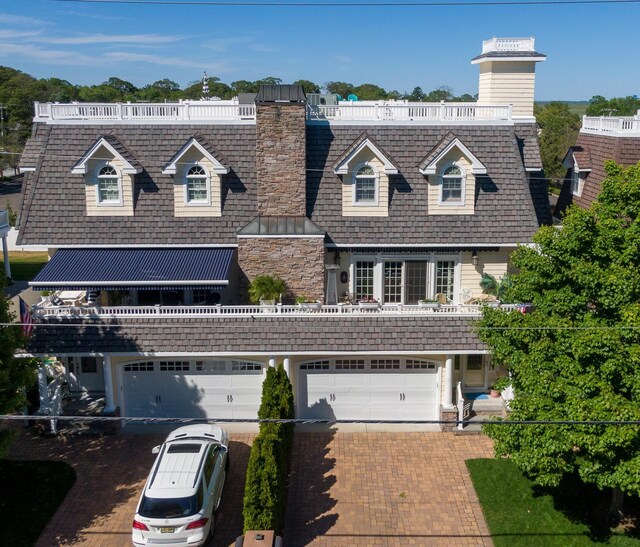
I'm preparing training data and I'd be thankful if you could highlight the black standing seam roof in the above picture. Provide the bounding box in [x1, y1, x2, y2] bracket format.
[30, 247, 235, 290]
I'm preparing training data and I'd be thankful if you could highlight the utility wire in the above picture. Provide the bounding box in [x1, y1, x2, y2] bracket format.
[4, 414, 640, 425]
[48, 0, 640, 7]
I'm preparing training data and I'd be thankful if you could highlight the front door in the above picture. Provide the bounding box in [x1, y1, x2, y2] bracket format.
[67, 356, 105, 392]
[463, 355, 486, 389]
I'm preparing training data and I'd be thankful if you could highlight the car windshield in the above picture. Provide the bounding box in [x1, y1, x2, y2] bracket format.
[139, 494, 199, 519]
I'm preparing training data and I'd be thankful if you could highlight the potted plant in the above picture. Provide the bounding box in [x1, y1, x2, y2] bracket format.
[296, 296, 322, 310]
[248, 275, 287, 306]
[479, 273, 514, 307]
[358, 295, 380, 310]
[418, 298, 440, 309]
[490, 376, 511, 398]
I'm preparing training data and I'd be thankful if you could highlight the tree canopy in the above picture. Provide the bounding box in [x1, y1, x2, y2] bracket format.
[0, 277, 38, 456]
[534, 102, 581, 182]
[477, 161, 640, 503]
[586, 95, 640, 117]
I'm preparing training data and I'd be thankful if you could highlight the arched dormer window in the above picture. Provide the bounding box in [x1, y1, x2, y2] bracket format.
[186, 164, 210, 204]
[96, 164, 122, 205]
[440, 163, 465, 205]
[354, 164, 378, 205]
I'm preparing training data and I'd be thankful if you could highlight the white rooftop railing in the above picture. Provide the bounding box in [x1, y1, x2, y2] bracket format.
[34, 100, 257, 123]
[481, 37, 536, 53]
[32, 303, 523, 319]
[33, 100, 514, 124]
[307, 102, 512, 122]
[581, 113, 640, 135]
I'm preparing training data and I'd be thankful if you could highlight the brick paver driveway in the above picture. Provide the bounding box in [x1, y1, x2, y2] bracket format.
[8, 429, 493, 546]
[7, 428, 255, 547]
[285, 432, 494, 547]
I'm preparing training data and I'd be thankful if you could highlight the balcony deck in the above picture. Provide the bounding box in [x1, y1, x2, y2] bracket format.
[33, 100, 514, 125]
[33, 302, 521, 319]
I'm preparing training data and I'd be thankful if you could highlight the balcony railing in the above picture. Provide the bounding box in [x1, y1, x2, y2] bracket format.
[32, 302, 523, 319]
[582, 113, 640, 135]
[34, 101, 257, 123]
[34, 100, 514, 124]
[307, 102, 512, 122]
[481, 37, 536, 53]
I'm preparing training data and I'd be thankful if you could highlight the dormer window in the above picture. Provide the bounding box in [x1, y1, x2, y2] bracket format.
[440, 164, 464, 205]
[354, 164, 378, 205]
[571, 168, 581, 196]
[97, 164, 122, 205]
[186, 165, 209, 204]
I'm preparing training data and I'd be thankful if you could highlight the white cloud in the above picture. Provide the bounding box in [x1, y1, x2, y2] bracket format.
[33, 33, 184, 45]
[0, 30, 41, 40]
[104, 51, 228, 72]
[0, 13, 49, 27]
[202, 36, 275, 54]
[334, 55, 352, 64]
[0, 43, 97, 66]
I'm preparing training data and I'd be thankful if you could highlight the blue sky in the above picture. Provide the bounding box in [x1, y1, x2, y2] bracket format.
[1, 0, 639, 100]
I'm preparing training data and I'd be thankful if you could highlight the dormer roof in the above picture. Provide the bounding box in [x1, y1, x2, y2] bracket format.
[419, 132, 487, 175]
[71, 134, 142, 175]
[333, 132, 399, 175]
[162, 135, 230, 175]
[562, 145, 592, 172]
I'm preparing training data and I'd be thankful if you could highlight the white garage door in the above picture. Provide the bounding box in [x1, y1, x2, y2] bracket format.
[297, 358, 440, 421]
[122, 360, 264, 419]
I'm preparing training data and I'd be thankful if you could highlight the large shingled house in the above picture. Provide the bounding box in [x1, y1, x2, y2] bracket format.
[18, 37, 549, 429]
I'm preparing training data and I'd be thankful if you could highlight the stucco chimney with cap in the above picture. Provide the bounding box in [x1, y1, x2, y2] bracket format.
[472, 37, 546, 119]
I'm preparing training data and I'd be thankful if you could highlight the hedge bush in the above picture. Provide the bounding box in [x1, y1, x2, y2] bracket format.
[243, 364, 295, 533]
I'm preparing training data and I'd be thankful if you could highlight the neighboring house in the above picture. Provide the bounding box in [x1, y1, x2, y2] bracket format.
[18, 37, 549, 429]
[556, 111, 640, 217]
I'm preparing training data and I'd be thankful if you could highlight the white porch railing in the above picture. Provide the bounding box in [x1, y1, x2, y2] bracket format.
[456, 381, 471, 431]
[581, 112, 640, 135]
[34, 101, 257, 122]
[32, 302, 522, 319]
[307, 102, 512, 122]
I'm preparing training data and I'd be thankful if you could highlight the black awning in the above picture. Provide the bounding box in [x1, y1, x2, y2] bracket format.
[30, 247, 234, 291]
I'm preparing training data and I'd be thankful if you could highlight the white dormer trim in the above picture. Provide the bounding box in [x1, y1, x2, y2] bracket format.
[162, 138, 229, 175]
[71, 137, 141, 175]
[420, 138, 487, 175]
[334, 138, 398, 175]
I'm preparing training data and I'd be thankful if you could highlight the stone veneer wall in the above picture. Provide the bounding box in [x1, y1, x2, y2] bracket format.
[238, 237, 325, 303]
[255, 103, 307, 216]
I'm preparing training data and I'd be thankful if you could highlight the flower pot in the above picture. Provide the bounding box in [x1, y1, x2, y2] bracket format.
[358, 301, 380, 310]
[298, 302, 322, 310]
[418, 300, 440, 309]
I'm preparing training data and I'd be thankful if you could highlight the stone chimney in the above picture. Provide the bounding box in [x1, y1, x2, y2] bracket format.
[255, 84, 307, 215]
[472, 37, 546, 119]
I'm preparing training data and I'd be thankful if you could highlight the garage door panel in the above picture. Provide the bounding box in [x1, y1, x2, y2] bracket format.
[122, 361, 264, 419]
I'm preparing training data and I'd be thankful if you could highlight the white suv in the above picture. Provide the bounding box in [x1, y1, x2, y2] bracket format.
[132, 424, 230, 547]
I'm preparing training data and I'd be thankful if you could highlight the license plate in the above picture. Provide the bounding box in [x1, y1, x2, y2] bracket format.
[160, 527, 175, 533]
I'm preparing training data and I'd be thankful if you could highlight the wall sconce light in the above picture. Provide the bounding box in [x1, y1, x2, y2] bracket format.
[471, 250, 479, 267]
[340, 271, 348, 284]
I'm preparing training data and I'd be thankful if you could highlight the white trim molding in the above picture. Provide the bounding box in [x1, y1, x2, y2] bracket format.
[162, 138, 229, 175]
[71, 137, 141, 175]
[334, 138, 398, 175]
[420, 138, 487, 175]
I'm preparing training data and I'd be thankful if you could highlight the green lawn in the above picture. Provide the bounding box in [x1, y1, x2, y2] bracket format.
[1, 251, 49, 281]
[0, 459, 76, 547]
[467, 459, 640, 546]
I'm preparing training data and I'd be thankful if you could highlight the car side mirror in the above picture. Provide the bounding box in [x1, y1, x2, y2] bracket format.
[152, 445, 161, 454]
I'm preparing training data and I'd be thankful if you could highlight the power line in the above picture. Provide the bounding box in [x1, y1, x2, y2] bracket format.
[4, 414, 640, 425]
[48, 0, 640, 7]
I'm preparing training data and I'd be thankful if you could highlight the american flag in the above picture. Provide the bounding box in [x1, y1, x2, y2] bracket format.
[19, 297, 34, 338]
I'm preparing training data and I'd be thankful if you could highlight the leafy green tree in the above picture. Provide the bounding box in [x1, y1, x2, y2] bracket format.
[586, 95, 640, 117]
[255, 76, 282, 86]
[292, 79, 320, 94]
[478, 161, 640, 513]
[0, 276, 38, 456]
[407, 86, 425, 101]
[231, 80, 259, 95]
[325, 81, 353, 98]
[104, 77, 138, 98]
[425, 86, 454, 102]
[353, 83, 388, 100]
[534, 102, 581, 182]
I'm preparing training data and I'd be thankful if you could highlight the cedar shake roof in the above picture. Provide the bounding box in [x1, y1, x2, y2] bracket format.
[18, 121, 546, 246]
[556, 133, 640, 217]
[25, 315, 486, 355]
[515, 123, 542, 171]
[418, 131, 487, 174]
[19, 133, 48, 171]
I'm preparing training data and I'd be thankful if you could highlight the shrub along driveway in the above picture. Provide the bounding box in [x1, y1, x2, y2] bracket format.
[8, 428, 493, 546]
